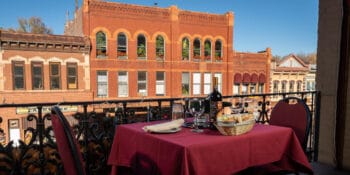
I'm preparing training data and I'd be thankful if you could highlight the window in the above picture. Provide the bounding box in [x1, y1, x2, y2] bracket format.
[214, 73, 222, 93]
[204, 40, 211, 61]
[297, 81, 302, 92]
[12, 61, 25, 90]
[97, 71, 108, 97]
[233, 84, 240, 95]
[193, 73, 201, 95]
[281, 81, 287, 93]
[118, 71, 128, 97]
[182, 38, 190, 60]
[67, 63, 78, 89]
[289, 81, 294, 92]
[258, 84, 264, 93]
[31, 62, 43, 90]
[182, 72, 190, 95]
[96, 31, 107, 58]
[156, 71, 165, 96]
[137, 34, 146, 59]
[250, 83, 256, 94]
[273, 81, 279, 93]
[204, 73, 212, 95]
[49, 62, 61, 90]
[215, 40, 222, 61]
[138, 71, 147, 96]
[117, 33, 127, 59]
[156, 35, 165, 60]
[242, 84, 248, 95]
[193, 38, 201, 60]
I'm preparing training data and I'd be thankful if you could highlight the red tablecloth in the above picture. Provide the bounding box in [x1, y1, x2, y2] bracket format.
[108, 122, 313, 175]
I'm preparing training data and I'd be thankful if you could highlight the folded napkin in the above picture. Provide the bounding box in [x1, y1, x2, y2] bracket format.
[143, 119, 184, 132]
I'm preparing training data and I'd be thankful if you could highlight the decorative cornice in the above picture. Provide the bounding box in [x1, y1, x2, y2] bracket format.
[0, 31, 90, 53]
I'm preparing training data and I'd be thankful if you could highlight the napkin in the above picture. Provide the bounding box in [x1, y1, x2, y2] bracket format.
[143, 119, 184, 132]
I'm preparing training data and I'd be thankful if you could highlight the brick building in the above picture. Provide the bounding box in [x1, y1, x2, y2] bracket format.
[65, 0, 271, 100]
[0, 31, 92, 143]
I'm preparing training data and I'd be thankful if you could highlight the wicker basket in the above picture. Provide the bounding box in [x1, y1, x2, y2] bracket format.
[214, 119, 255, 136]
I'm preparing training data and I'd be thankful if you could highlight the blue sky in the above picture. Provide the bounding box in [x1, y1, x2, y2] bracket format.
[0, 0, 318, 56]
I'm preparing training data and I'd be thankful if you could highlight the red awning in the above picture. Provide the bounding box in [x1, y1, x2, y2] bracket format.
[259, 73, 266, 83]
[243, 73, 250, 84]
[234, 73, 242, 83]
[251, 73, 258, 83]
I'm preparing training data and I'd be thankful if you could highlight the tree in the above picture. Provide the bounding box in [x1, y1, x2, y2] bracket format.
[7, 17, 52, 34]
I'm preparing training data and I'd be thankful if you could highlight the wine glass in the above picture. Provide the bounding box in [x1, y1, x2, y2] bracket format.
[190, 107, 205, 133]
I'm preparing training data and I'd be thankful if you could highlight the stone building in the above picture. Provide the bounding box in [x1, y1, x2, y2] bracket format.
[65, 0, 271, 100]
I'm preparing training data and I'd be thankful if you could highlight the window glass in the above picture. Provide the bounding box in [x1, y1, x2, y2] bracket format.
[182, 72, 190, 95]
[233, 84, 240, 95]
[156, 71, 165, 96]
[117, 33, 127, 59]
[96, 31, 107, 58]
[67, 63, 78, 89]
[97, 71, 108, 97]
[214, 73, 222, 92]
[156, 35, 165, 60]
[193, 39, 201, 60]
[193, 73, 201, 95]
[138, 71, 147, 96]
[204, 73, 212, 95]
[137, 35, 146, 59]
[204, 40, 211, 61]
[32, 62, 43, 90]
[13, 61, 25, 90]
[215, 40, 222, 61]
[118, 71, 128, 97]
[50, 63, 60, 90]
[182, 38, 190, 61]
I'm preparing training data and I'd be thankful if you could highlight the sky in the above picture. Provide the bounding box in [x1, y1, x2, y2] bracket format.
[0, 0, 318, 56]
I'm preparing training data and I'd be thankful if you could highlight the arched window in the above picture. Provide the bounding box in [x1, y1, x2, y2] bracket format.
[156, 35, 165, 60]
[137, 34, 146, 59]
[215, 40, 222, 61]
[182, 38, 190, 60]
[117, 33, 127, 59]
[204, 40, 211, 61]
[96, 31, 107, 58]
[193, 38, 201, 60]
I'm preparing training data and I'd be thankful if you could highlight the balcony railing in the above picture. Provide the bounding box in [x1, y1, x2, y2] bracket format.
[0, 91, 320, 175]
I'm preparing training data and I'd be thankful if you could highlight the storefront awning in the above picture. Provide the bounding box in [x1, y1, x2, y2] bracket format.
[251, 73, 258, 83]
[243, 73, 250, 84]
[259, 73, 266, 83]
[234, 73, 242, 83]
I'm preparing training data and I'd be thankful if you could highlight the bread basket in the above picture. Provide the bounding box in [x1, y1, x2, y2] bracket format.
[214, 119, 255, 136]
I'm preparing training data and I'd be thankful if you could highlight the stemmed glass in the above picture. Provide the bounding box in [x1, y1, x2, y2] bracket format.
[189, 106, 205, 133]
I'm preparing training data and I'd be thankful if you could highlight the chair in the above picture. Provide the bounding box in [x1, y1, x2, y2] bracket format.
[51, 106, 86, 175]
[269, 97, 311, 151]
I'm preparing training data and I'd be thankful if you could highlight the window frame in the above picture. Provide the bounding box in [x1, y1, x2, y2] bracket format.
[182, 72, 190, 96]
[193, 38, 201, 61]
[215, 40, 222, 62]
[137, 34, 147, 59]
[204, 40, 212, 61]
[117, 33, 128, 59]
[96, 31, 107, 58]
[182, 38, 190, 61]
[49, 62, 61, 90]
[192, 72, 201, 95]
[31, 62, 44, 90]
[118, 71, 128, 97]
[12, 61, 25, 90]
[155, 35, 165, 60]
[156, 71, 165, 96]
[203, 73, 212, 95]
[67, 63, 78, 90]
[137, 71, 148, 96]
[97, 71, 108, 97]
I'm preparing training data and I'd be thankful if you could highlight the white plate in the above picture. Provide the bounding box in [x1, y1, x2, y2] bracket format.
[151, 127, 182, 134]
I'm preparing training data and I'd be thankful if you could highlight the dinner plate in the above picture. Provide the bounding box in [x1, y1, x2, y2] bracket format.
[151, 127, 181, 134]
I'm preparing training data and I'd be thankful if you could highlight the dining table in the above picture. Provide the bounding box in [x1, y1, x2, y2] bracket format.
[107, 120, 313, 175]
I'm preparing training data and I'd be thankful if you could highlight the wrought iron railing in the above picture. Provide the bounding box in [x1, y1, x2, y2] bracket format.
[0, 91, 320, 175]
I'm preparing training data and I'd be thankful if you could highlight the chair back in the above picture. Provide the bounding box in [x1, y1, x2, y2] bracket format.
[51, 106, 86, 175]
[269, 97, 311, 151]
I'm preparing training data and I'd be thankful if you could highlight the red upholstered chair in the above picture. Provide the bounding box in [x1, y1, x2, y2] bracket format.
[51, 106, 86, 175]
[269, 97, 311, 151]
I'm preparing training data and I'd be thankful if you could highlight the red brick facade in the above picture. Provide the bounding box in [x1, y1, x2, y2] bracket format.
[68, 0, 271, 100]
